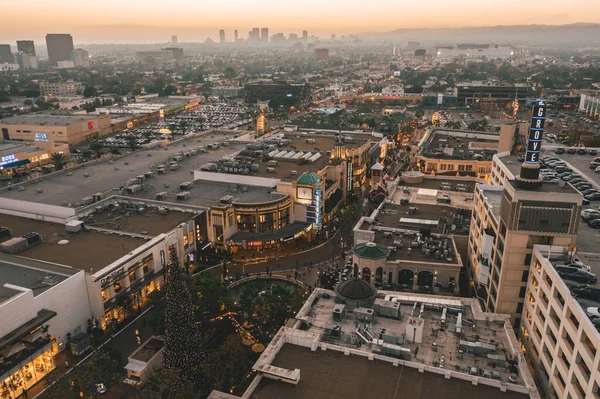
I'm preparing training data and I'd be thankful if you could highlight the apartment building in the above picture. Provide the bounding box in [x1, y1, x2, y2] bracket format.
[39, 81, 84, 97]
[520, 246, 600, 399]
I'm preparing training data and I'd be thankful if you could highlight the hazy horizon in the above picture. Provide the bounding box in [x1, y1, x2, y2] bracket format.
[2, 0, 600, 44]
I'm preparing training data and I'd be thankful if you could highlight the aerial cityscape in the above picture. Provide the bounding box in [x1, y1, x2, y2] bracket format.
[1, 1, 600, 398]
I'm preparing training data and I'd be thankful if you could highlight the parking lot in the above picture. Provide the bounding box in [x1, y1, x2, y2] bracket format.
[555, 252, 600, 314]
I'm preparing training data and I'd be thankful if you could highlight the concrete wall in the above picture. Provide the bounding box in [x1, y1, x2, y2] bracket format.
[0, 197, 75, 223]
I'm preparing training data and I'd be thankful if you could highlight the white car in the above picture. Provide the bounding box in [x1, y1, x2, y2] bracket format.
[586, 307, 600, 319]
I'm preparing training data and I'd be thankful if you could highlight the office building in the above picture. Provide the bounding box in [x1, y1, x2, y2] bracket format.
[0, 45, 12, 63]
[219, 29, 225, 43]
[244, 81, 308, 104]
[467, 100, 583, 324]
[302, 30, 308, 42]
[579, 94, 600, 119]
[171, 35, 177, 44]
[0, 114, 112, 145]
[456, 82, 531, 106]
[15, 52, 37, 70]
[314, 48, 329, 61]
[16, 40, 35, 56]
[289, 33, 298, 42]
[331, 34, 336, 40]
[45, 34, 74, 66]
[520, 246, 600, 399]
[162, 47, 184, 62]
[0, 63, 19, 72]
[71, 48, 89, 67]
[211, 86, 242, 98]
[234, 30, 238, 42]
[209, 288, 540, 398]
[261, 28, 269, 44]
[135, 50, 174, 63]
[436, 44, 514, 60]
[39, 81, 83, 97]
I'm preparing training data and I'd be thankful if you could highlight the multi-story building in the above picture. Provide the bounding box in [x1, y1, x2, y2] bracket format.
[171, 35, 177, 44]
[16, 52, 37, 70]
[39, 81, 83, 96]
[579, 94, 600, 119]
[161, 47, 183, 61]
[0, 114, 112, 145]
[415, 126, 522, 180]
[211, 86, 242, 98]
[71, 48, 89, 67]
[456, 82, 531, 106]
[521, 246, 600, 399]
[245, 81, 308, 105]
[16, 40, 35, 56]
[314, 48, 329, 61]
[436, 44, 514, 60]
[0, 63, 19, 72]
[302, 30, 308, 42]
[0, 44, 13, 63]
[135, 50, 174, 63]
[219, 29, 225, 43]
[45, 34, 74, 66]
[261, 28, 269, 44]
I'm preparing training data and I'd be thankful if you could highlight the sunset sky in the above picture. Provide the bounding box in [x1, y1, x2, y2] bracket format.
[2, 0, 600, 43]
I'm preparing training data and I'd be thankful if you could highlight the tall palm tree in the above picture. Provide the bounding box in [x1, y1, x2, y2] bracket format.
[50, 152, 67, 171]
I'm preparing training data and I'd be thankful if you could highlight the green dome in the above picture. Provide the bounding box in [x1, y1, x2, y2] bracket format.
[353, 242, 388, 259]
[296, 172, 321, 185]
[335, 279, 376, 301]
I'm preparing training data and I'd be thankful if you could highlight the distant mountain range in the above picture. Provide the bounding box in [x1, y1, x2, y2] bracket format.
[362, 23, 600, 47]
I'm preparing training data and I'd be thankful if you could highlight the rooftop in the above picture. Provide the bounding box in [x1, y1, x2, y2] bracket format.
[285, 133, 368, 152]
[249, 289, 538, 399]
[506, 179, 580, 195]
[87, 206, 194, 236]
[420, 129, 500, 161]
[479, 185, 504, 221]
[254, 344, 528, 399]
[130, 336, 164, 363]
[0, 141, 48, 157]
[0, 215, 147, 273]
[0, 132, 250, 207]
[0, 254, 77, 304]
[0, 114, 101, 126]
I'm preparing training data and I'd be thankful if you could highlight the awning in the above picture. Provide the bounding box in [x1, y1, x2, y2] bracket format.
[125, 362, 146, 373]
[1, 343, 27, 358]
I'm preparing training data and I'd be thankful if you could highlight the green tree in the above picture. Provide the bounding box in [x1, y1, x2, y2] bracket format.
[191, 273, 234, 333]
[223, 67, 237, 79]
[50, 152, 68, 171]
[89, 140, 104, 159]
[83, 86, 97, 97]
[208, 335, 254, 393]
[126, 135, 138, 152]
[144, 368, 196, 399]
[164, 248, 206, 391]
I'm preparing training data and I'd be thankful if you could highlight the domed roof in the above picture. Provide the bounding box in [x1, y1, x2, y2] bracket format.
[296, 172, 321, 185]
[335, 278, 376, 301]
[353, 242, 388, 259]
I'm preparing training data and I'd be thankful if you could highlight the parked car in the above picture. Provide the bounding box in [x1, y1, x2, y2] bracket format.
[590, 149, 598, 155]
[589, 219, 600, 228]
[568, 148, 577, 154]
[573, 286, 600, 300]
[561, 262, 592, 272]
[585, 193, 600, 201]
[583, 189, 600, 195]
[583, 199, 591, 206]
[590, 162, 600, 169]
[555, 147, 565, 154]
[585, 307, 600, 318]
[578, 148, 588, 155]
[582, 211, 600, 221]
[558, 269, 597, 284]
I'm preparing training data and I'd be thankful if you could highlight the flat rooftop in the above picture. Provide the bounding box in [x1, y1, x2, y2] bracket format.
[285, 134, 368, 152]
[496, 154, 522, 177]
[401, 178, 476, 193]
[0, 255, 77, 304]
[479, 186, 504, 220]
[506, 179, 580, 194]
[0, 215, 147, 273]
[0, 114, 101, 126]
[421, 129, 499, 161]
[88, 207, 194, 236]
[0, 142, 46, 157]
[362, 202, 471, 236]
[254, 344, 528, 399]
[130, 337, 164, 363]
[254, 156, 328, 181]
[0, 132, 247, 207]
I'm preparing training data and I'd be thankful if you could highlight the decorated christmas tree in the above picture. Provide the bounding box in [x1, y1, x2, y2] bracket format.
[163, 246, 205, 391]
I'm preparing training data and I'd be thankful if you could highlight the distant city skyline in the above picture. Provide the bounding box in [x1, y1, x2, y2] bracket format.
[1, 0, 600, 44]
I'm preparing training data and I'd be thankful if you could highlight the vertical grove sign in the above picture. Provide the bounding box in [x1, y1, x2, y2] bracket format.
[525, 98, 547, 164]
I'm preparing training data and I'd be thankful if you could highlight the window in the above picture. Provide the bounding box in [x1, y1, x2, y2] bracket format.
[524, 255, 532, 266]
[522, 270, 530, 282]
[513, 317, 521, 329]
[519, 287, 526, 298]
[516, 302, 524, 313]
[458, 165, 465, 171]
[440, 164, 447, 171]
[128, 271, 136, 284]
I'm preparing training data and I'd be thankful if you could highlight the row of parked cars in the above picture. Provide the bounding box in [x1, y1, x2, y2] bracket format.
[540, 156, 600, 204]
[555, 147, 598, 155]
[554, 260, 597, 284]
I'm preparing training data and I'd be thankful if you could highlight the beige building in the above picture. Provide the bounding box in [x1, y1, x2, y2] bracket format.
[415, 124, 526, 180]
[521, 246, 600, 399]
[467, 175, 582, 326]
[0, 114, 112, 145]
[0, 140, 70, 176]
[39, 81, 84, 97]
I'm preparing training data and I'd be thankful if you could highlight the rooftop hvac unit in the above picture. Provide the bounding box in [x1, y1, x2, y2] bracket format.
[156, 192, 167, 200]
[22, 232, 41, 245]
[180, 181, 193, 190]
[220, 195, 234, 204]
[65, 220, 84, 233]
[0, 227, 12, 243]
[0, 237, 28, 254]
[127, 185, 142, 194]
[157, 207, 169, 215]
[81, 196, 94, 205]
[40, 275, 59, 286]
[176, 191, 190, 200]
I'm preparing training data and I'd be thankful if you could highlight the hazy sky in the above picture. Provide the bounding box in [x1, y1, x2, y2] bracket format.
[2, 0, 600, 43]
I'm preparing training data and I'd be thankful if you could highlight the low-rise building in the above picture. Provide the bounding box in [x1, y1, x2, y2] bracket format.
[39, 81, 84, 97]
[0, 114, 112, 145]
